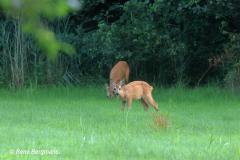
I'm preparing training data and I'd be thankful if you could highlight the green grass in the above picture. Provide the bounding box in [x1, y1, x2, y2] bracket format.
[0, 86, 240, 160]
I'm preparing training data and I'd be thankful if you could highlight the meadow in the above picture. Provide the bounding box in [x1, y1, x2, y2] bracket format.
[0, 85, 239, 160]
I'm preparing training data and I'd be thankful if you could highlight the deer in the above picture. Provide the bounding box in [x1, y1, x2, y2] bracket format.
[113, 80, 159, 111]
[106, 61, 130, 98]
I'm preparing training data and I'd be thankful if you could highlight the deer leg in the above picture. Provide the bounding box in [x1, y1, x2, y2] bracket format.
[140, 98, 149, 111]
[146, 94, 158, 111]
[121, 100, 126, 111]
[127, 98, 132, 110]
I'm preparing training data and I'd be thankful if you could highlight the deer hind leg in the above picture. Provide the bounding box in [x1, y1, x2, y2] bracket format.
[140, 98, 149, 111]
[146, 93, 158, 111]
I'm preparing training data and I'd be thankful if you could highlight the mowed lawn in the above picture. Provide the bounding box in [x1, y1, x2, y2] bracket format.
[0, 86, 240, 160]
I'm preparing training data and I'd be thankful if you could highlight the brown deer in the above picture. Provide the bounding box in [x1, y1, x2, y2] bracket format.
[113, 80, 158, 111]
[106, 61, 130, 98]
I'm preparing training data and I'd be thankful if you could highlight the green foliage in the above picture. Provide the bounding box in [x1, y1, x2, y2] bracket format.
[225, 69, 240, 92]
[1, 0, 240, 87]
[0, 0, 80, 59]
[23, 22, 75, 60]
[224, 33, 240, 91]
[73, 0, 238, 85]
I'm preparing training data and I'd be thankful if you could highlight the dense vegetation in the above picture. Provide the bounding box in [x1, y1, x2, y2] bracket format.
[0, 0, 240, 88]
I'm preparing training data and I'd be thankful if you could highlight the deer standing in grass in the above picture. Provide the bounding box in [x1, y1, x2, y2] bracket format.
[113, 80, 159, 111]
[106, 61, 130, 98]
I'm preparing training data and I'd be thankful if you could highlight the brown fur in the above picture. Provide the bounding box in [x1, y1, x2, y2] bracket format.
[106, 61, 130, 98]
[116, 81, 158, 111]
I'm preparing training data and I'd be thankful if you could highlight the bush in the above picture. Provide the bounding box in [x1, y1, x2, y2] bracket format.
[224, 33, 240, 91]
[225, 68, 240, 92]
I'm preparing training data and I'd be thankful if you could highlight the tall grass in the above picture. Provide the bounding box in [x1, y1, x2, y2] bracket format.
[0, 86, 239, 160]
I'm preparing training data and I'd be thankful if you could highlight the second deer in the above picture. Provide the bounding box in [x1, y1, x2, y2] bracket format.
[113, 80, 159, 111]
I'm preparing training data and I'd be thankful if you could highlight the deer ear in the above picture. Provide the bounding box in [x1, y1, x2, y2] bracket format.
[112, 81, 116, 88]
[119, 80, 125, 86]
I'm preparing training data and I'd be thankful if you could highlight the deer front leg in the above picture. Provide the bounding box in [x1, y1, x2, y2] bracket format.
[121, 100, 126, 111]
[127, 98, 132, 110]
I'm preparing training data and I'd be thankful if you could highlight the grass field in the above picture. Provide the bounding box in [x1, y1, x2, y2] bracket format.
[0, 86, 240, 160]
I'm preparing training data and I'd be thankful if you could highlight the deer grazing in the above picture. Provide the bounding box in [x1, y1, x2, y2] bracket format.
[113, 80, 158, 111]
[106, 61, 130, 98]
